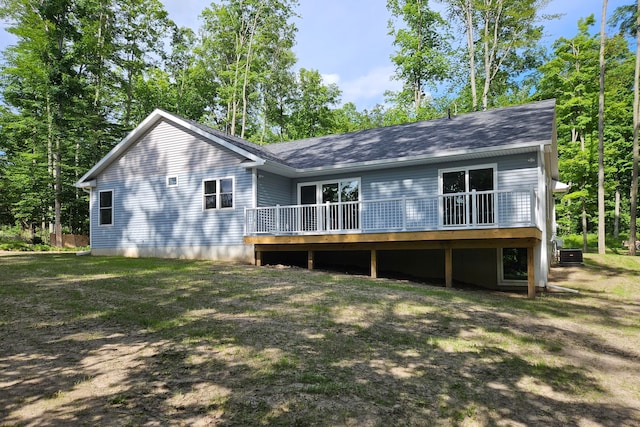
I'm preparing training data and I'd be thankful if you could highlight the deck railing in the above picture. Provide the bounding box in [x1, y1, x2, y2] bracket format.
[245, 189, 537, 236]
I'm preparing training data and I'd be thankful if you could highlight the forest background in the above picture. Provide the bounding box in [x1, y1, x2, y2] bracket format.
[0, 0, 638, 255]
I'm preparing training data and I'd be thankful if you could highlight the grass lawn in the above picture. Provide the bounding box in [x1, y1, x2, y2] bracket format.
[0, 252, 639, 426]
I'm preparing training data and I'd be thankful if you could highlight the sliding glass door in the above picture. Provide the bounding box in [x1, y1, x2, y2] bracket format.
[298, 179, 360, 232]
[441, 166, 495, 227]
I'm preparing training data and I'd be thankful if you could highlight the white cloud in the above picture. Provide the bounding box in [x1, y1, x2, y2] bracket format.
[321, 73, 341, 85]
[339, 66, 402, 108]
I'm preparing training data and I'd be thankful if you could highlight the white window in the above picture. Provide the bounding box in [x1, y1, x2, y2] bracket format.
[167, 176, 178, 187]
[297, 178, 360, 231]
[99, 190, 113, 226]
[499, 247, 529, 284]
[297, 178, 360, 205]
[203, 178, 234, 210]
[439, 165, 496, 226]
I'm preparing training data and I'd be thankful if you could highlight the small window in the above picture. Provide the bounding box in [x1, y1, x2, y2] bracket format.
[99, 190, 113, 226]
[502, 248, 528, 281]
[167, 176, 178, 187]
[203, 178, 234, 210]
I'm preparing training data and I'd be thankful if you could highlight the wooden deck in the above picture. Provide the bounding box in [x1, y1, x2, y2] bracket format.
[244, 227, 541, 298]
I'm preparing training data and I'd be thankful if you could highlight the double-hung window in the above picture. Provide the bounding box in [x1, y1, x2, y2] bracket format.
[203, 178, 234, 210]
[99, 190, 113, 226]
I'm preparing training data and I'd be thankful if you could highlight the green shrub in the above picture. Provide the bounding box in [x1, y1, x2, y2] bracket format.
[559, 233, 631, 252]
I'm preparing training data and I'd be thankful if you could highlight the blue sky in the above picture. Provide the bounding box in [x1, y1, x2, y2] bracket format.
[0, 0, 631, 110]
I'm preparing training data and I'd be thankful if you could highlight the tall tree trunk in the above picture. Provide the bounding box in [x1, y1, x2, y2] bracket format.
[582, 198, 588, 253]
[46, 94, 55, 236]
[240, 3, 263, 139]
[482, 4, 490, 111]
[630, 0, 640, 256]
[614, 188, 620, 238]
[462, 0, 477, 110]
[54, 138, 62, 248]
[597, 0, 607, 255]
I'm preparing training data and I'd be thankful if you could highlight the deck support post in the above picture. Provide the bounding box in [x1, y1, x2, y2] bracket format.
[255, 251, 263, 267]
[527, 246, 536, 298]
[370, 248, 378, 279]
[445, 247, 453, 288]
[307, 250, 314, 270]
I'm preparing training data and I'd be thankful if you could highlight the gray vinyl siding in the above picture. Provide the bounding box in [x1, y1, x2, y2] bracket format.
[287, 153, 538, 203]
[496, 152, 538, 191]
[91, 120, 252, 250]
[363, 165, 437, 200]
[257, 171, 292, 207]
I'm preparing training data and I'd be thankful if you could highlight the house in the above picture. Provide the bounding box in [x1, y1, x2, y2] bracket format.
[75, 99, 560, 298]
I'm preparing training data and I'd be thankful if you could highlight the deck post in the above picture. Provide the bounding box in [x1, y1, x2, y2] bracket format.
[256, 250, 263, 267]
[307, 250, 314, 270]
[527, 246, 536, 298]
[371, 248, 378, 279]
[401, 196, 407, 231]
[530, 189, 537, 227]
[445, 247, 453, 288]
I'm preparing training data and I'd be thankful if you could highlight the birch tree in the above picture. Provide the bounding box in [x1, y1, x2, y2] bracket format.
[199, 0, 298, 139]
[443, 0, 549, 111]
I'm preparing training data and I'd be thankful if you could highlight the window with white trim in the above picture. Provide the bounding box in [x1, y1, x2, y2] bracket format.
[99, 190, 113, 226]
[203, 178, 234, 210]
[439, 165, 496, 226]
[297, 178, 360, 231]
[167, 176, 178, 187]
[500, 247, 528, 283]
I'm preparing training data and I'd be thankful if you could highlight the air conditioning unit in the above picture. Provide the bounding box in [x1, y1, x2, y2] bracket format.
[559, 249, 583, 265]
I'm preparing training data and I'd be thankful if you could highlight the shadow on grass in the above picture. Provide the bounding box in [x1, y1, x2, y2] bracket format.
[0, 253, 638, 426]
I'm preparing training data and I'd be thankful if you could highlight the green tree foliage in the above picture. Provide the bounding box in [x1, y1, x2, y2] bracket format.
[387, 0, 450, 117]
[0, 0, 638, 251]
[537, 15, 635, 244]
[443, 0, 550, 111]
[285, 68, 342, 140]
[0, 0, 170, 238]
[198, 0, 299, 139]
[112, 0, 172, 126]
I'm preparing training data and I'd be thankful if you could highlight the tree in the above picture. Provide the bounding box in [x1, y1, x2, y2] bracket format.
[598, 0, 608, 254]
[633, 0, 640, 255]
[285, 68, 341, 140]
[537, 17, 600, 250]
[0, 0, 92, 244]
[609, 2, 639, 254]
[444, 0, 549, 111]
[387, 0, 450, 116]
[199, 0, 299, 139]
[112, 0, 172, 127]
[0, 0, 171, 239]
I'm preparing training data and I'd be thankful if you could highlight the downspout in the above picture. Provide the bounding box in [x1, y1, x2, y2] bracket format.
[252, 168, 258, 209]
[537, 145, 549, 290]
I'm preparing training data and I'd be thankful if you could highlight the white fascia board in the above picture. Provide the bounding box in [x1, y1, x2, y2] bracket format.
[75, 109, 266, 187]
[76, 179, 97, 188]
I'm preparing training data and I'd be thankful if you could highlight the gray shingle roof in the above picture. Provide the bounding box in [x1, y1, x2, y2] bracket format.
[260, 99, 555, 169]
[76, 100, 555, 187]
[170, 99, 555, 171]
